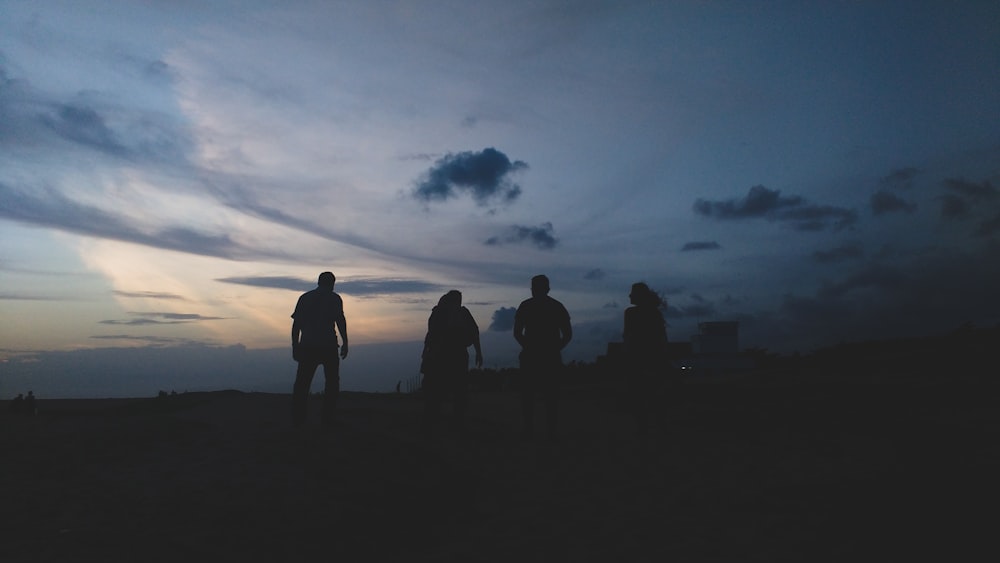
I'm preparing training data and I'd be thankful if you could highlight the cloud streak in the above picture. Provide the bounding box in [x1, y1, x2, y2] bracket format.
[216, 276, 442, 296]
[694, 185, 857, 231]
[484, 222, 559, 250]
[0, 182, 285, 261]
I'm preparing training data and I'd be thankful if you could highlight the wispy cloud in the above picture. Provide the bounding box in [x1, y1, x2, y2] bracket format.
[216, 276, 442, 296]
[681, 241, 721, 251]
[871, 190, 917, 216]
[879, 167, 920, 190]
[113, 290, 186, 300]
[812, 243, 864, 264]
[484, 222, 559, 250]
[0, 182, 285, 261]
[99, 312, 227, 325]
[694, 185, 857, 231]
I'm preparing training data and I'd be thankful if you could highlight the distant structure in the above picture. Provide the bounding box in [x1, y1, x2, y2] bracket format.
[600, 320, 753, 377]
[691, 321, 739, 355]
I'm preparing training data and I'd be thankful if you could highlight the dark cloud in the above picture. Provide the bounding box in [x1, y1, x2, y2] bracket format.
[975, 211, 1000, 238]
[484, 222, 559, 250]
[939, 194, 970, 219]
[871, 190, 917, 216]
[812, 243, 864, 264]
[681, 241, 721, 251]
[413, 147, 527, 207]
[745, 243, 1000, 353]
[216, 276, 441, 296]
[944, 178, 998, 201]
[879, 167, 920, 190]
[583, 268, 606, 280]
[488, 306, 517, 332]
[776, 204, 858, 232]
[694, 185, 801, 219]
[694, 185, 857, 231]
[336, 278, 443, 297]
[0, 182, 280, 261]
[816, 266, 906, 300]
[39, 103, 129, 157]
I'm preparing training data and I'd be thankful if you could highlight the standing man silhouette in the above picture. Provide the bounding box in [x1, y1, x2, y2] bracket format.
[513, 275, 572, 441]
[291, 271, 348, 427]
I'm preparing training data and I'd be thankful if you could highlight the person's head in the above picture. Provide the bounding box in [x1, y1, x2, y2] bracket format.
[318, 271, 336, 288]
[445, 289, 462, 308]
[531, 275, 550, 297]
[629, 282, 663, 308]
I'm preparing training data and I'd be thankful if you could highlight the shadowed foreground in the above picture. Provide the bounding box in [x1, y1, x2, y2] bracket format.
[2, 372, 997, 562]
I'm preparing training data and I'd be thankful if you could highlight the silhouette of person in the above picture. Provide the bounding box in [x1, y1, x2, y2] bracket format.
[24, 391, 36, 416]
[623, 282, 668, 436]
[421, 290, 483, 433]
[291, 271, 348, 427]
[513, 275, 572, 441]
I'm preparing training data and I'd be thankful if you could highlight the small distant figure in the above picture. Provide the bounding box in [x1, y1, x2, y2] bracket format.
[24, 391, 37, 416]
[421, 290, 483, 434]
[623, 282, 669, 437]
[513, 275, 572, 442]
[9, 393, 25, 414]
[291, 271, 349, 427]
[396, 381, 401, 394]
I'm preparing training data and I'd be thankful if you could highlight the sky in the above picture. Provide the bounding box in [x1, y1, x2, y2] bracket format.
[2, 0, 999, 398]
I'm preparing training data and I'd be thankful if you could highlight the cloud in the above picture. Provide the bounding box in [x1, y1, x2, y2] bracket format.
[812, 243, 864, 264]
[113, 290, 186, 300]
[879, 167, 920, 190]
[975, 211, 1000, 238]
[412, 147, 527, 207]
[216, 275, 441, 296]
[583, 268, 606, 280]
[937, 178, 1000, 234]
[939, 194, 970, 219]
[871, 190, 917, 216]
[39, 103, 129, 157]
[484, 222, 559, 250]
[944, 178, 998, 201]
[0, 182, 283, 261]
[488, 306, 517, 332]
[816, 266, 906, 300]
[215, 276, 312, 291]
[99, 312, 227, 325]
[681, 241, 721, 251]
[693, 185, 856, 231]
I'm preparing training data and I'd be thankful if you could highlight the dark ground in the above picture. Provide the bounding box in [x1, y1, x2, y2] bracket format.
[2, 370, 998, 562]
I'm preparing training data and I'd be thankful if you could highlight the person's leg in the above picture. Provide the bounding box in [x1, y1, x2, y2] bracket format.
[519, 368, 535, 438]
[321, 354, 341, 426]
[292, 360, 319, 427]
[452, 365, 469, 432]
[542, 367, 560, 441]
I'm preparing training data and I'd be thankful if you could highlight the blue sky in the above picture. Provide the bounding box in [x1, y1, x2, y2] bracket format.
[2, 1, 999, 397]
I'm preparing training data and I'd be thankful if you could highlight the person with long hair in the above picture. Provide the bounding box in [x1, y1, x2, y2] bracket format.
[623, 282, 668, 437]
[421, 290, 483, 434]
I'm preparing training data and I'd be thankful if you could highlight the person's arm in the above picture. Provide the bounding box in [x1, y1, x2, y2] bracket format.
[468, 310, 484, 368]
[512, 307, 526, 349]
[337, 314, 349, 359]
[559, 307, 573, 351]
[291, 318, 301, 361]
